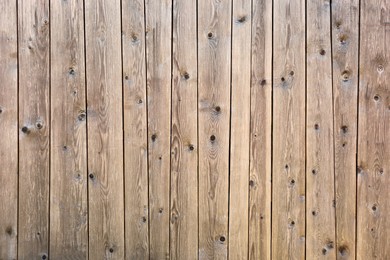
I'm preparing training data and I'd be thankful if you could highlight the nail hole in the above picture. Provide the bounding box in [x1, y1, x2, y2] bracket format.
[237, 16, 246, 23]
[183, 72, 190, 80]
[339, 245, 348, 256]
[372, 204, 377, 211]
[342, 142, 347, 147]
[21, 126, 29, 133]
[327, 241, 334, 249]
[249, 180, 255, 187]
[290, 179, 295, 185]
[159, 208, 163, 213]
[210, 135, 216, 142]
[5, 227, 12, 235]
[69, 67, 75, 75]
[78, 111, 86, 121]
[89, 173, 95, 179]
[285, 164, 289, 169]
[378, 168, 384, 175]
[377, 65, 384, 73]
[289, 71, 294, 76]
[339, 35, 348, 45]
[109, 248, 114, 253]
[335, 21, 342, 29]
[207, 32, 213, 38]
[137, 99, 143, 104]
[63, 146, 68, 151]
[312, 169, 316, 175]
[341, 125, 348, 133]
[151, 134, 157, 142]
[36, 122, 43, 129]
[131, 34, 138, 42]
[215, 106, 221, 113]
[314, 124, 319, 130]
[322, 248, 327, 255]
[374, 95, 380, 101]
[312, 210, 317, 216]
[320, 49, 326, 55]
[142, 216, 147, 223]
[189, 144, 195, 151]
[42, 254, 47, 260]
[219, 236, 226, 242]
[0, 107, 3, 114]
[341, 70, 350, 81]
[281, 77, 285, 82]
[124, 75, 129, 80]
[260, 79, 266, 86]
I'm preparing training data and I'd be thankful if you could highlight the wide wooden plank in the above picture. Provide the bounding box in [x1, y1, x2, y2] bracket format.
[0, 0, 18, 259]
[170, 0, 198, 259]
[306, 0, 336, 258]
[248, 0, 272, 259]
[357, 0, 390, 259]
[272, 0, 306, 259]
[197, 0, 231, 258]
[122, 0, 149, 259]
[228, 0, 251, 259]
[331, 0, 359, 258]
[18, 0, 50, 258]
[84, 0, 124, 258]
[50, 0, 88, 258]
[144, 0, 172, 258]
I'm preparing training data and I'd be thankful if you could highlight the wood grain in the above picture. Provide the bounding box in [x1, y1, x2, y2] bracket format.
[84, 0, 124, 258]
[170, 0, 198, 259]
[0, 0, 18, 259]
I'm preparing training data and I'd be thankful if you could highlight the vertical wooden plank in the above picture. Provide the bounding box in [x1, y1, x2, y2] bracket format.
[306, 0, 336, 259]
[357, 0, 390, 259]
[272, 0, 305, 259]
[85, 0, 124, 258]
[197, 0, 231, 258]
[248, 0, 272, 259]
[0, 0, 18, 259]
[170, 0, 198, 258]
[50, 0, 88, 258]
[228, 0, 251, 259]
[18, 0, 50, 258]
[331, 0, 359, 258]
[122, 0, 149, 258]
[145, 0, 172, 258]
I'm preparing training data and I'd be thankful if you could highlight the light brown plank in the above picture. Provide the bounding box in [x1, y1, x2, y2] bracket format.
[50, 0, 88, 258]
[331, 0, 359, 258]
[228, 0, 251, 259]
[122, 0, 149, 258]
[18, 0, 50, 258]
[197, 0, 231, 258]
[248, 0, 272, 259]
[0, 0, 18, 259]
[145, 0, 172, 258]
[170, 0, 198, 258]
[272, 0, 306, 259]
[357, 0, 390, 259]
[84, 0, 124, 258]
[306, 0, 336, 258]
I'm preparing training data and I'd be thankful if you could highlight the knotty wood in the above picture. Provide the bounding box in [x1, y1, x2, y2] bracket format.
[145, 0, 172, 258]
[50, 0, 88, 258]
[18, 0, 50, 258]
[228, 0, 251, 259]
[198, 0, 231, 258]
[306, 0, 336, 258]
[248, 0, 272, 259]
[272, 0, 306, 259]
[357, 0, 390, 259]
[170, 0, 198, 259]
[331, 0, 359, 258]
[0, 0, 17, 259]
[84, 0, 124, 258]
[122, 0, 149, 259]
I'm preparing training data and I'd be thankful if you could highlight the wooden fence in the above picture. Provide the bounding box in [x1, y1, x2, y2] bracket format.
[0, 0, 389, 259]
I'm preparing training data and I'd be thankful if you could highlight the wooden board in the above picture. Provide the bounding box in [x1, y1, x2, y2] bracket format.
[50, 0, 88, 258]
[122, 0, 149, 259]
[248, 0, 272, 259]
[306, 0, 336, 258]
[0, 0, 18, 259]
[17, 0, 50, 258]
[170, 0, 198, 259]
[144, 0, 172, 258]
[272, 0, 306, 259]
[357, 0, 390, 259]
[228, 0, 251, 259]
[84, 0, 124, 258]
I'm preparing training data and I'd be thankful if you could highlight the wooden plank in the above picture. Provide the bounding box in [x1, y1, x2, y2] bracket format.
[357, 0, 390, 259]
[248, 0, 272, 259]
[197, 0, 231, 258]
[170, 0, 198, 258]
[228, 0, 251, 259]
[272, 0, 306, 259]
[331, 0, 359, 258]
[84, 0, 124, 258]
[0, 0, 18, 259]
[306, 0, 336, 258]
[17, 0, 50, 258]
[122, 0, 149, 259]
[144, 0, 172, 258]
[50, 0, 88, 258]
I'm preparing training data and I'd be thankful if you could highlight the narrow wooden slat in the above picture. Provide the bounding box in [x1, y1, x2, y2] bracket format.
[122, 0, 149, 258]
[0, 0, 18, 258]
[272, 0, 305, 258]
[228, 0, 251, 258]
[144, 0, 172, 258]
[306, 0, 336, 258]
[84, 0, 124, 258]
[197, 0, 231, 258]
[248, 0, 272, 259]
[357, 0, 390, 259]
[50, 0, 88, 258]
[18, 0, 50, 258]
[170, 0, 198, 258]
[331, 0, 359, 258]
